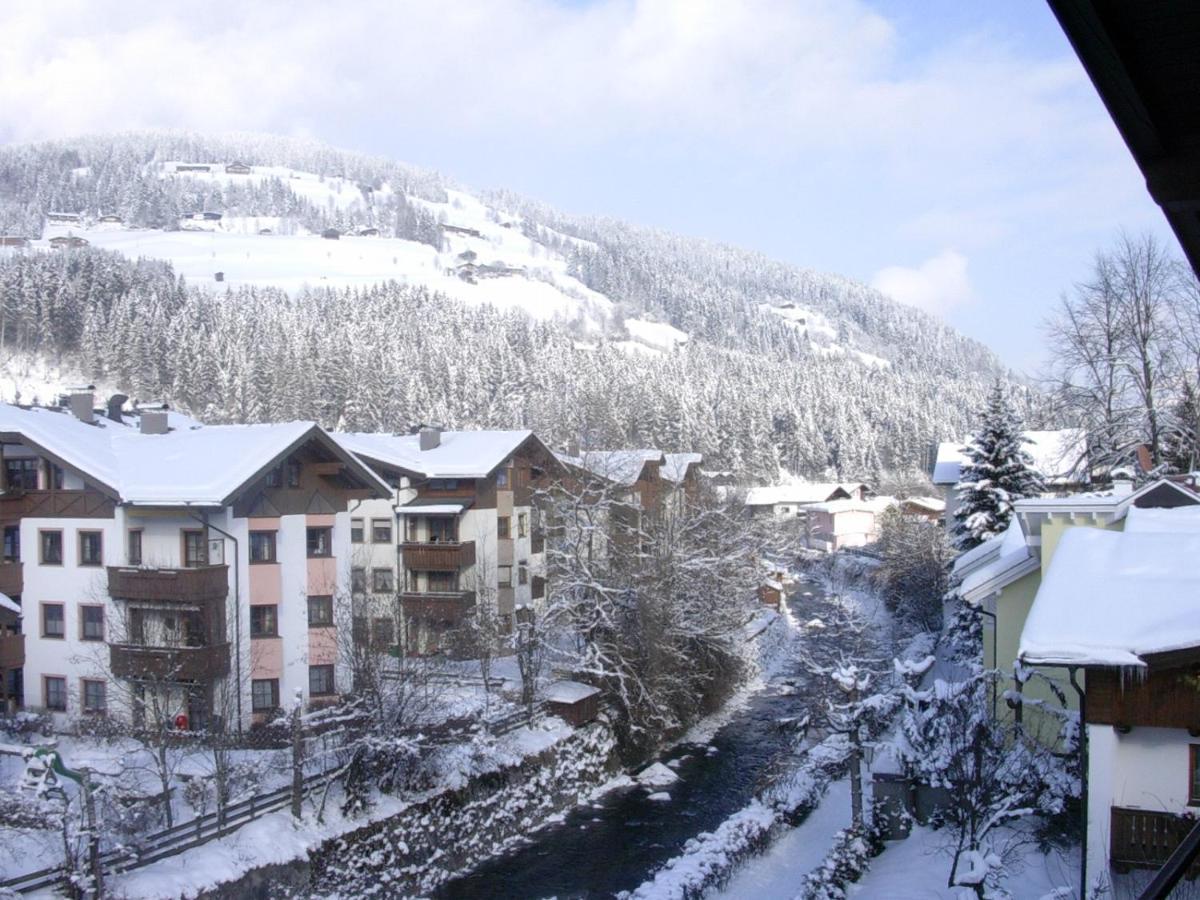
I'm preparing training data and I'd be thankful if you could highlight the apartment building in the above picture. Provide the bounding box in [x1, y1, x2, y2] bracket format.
[0, 394, 390, 730]
[335, 427, 560, 653]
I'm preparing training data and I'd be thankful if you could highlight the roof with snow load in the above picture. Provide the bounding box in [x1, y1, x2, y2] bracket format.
[574, 449, 665, 487]
[0, 403, 391, 506]
[744, 482, 867, 507]
[931, 429, 1087, 486]
[335, 429, 554, 480]
[661, 452, 703, 485]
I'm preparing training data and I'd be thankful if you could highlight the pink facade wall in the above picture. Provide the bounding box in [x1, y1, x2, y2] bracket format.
[252, 637, 283, 678]
[307, 557, 338, 594]
[308, 627, 337, 665]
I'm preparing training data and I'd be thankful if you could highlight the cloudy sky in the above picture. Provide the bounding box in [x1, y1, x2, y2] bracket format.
[0, 0, 1172, 370]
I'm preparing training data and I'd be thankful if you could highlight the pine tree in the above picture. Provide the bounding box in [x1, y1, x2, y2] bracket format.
[952, 382, 1043, 551]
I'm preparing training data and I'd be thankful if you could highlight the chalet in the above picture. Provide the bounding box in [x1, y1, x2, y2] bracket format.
[931, 429, 1087, 533]
[744, 482, 868, 519]
[334, 427, 561, 653]
[955, 477, 1200, 742]
[357, 227, 379, 237]
[0, 237, 31, 249]
[224, 162, 252, 175]
[898, 496, 945, 522]
[175, 164, 212, 173]
[202, 212, 222, 222]
[440, 223, 484, 239]
[258, 228, 273, 235]
[48, 236, 88, 250]
[98, 214, 123, 224]
[661, 452, 703, 514]
[0, 395, 391, 729]
[804, 496, 895, 551]
[46, 212, 81, 224]
[1018, 508, 1200, 890]
[322, 228, 341, 240]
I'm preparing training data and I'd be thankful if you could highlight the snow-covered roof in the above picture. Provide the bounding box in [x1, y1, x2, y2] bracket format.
[744, 481, 866, 507]
[952, 520, 1019, 577]
[932, 429, 1087, 485]
[1019, 526, 1200, 667]
[959, 521, 1036, 604]
[578, 449, 665, 486]
[396, 502, 470, 516]
[0, 592, 19, 615]
[901, 496, 946, 513]
[807, 496, 896, 515]
[544, 680, 601, 703]
[1123, 504, 1200, 533]
[661, 452, 703, 485]
[335, 429, 534, 479]
[0, 403, 391, 505]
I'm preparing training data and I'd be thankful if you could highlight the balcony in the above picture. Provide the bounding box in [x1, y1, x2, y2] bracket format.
[400, 590, 476, 624]
[401, 541, 475, 571]
[0, 561, 22, 597]
[107, 565, 229, 604]
[110, 642, 231, 681]
[0, 489, 115, 519]
[1111, 807, 1200, 876]
[0, 634, 23, 670]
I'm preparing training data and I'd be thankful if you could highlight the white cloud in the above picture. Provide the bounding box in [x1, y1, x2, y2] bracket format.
[870, 250, 974, 317]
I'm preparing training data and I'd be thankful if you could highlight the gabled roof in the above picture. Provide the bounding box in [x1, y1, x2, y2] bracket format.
[661, 452, 703, 485]
[335, 429, 544, 480]
[932, 429, 1087, 486]
[1019, 524, 1200, 667]
[576, 449, 665, 487]
[744, 482, 865, 507]
[901, 496, 946, 513]
[0, 403, 390, 506]
[957, 521, 1037, 605]
[807, 496, 895, 515]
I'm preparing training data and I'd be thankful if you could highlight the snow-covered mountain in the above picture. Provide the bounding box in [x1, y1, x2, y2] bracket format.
[0, 132, 1036, 479]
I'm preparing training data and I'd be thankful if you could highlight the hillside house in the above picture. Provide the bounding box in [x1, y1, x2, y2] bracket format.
[805, 496, 896, 551]
[334, 428, 560, 654]
[898, 496, 945, 522]
[932, 429, 1087, 533]
[0, 395, 391, 730]
[1018, 507, 1200, 890]
[322, 228, 341, 240]
[440, 223, 484, 239]
[744, 482, 868, 520]
[357, 227, 379, 237]
[0, 237, 31, 248]
[661, 452, 703, 515]
[224, 162, 252, 175]
[98, 214, 123, 224]
[175, 164, 212, 173]
[46, 212, 81, 224]
[48, 236, 89, 250]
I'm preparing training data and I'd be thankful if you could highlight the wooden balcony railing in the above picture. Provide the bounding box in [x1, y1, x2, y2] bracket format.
[400, 541, 475, 571]
[0, 561, 22, 598]
[110, 642, 231, 682]
[0, 489, 115, 519]
[1111, 807, 1200, 875]
[0, 634, 23, 670]
[400, 591, 476, 624]
[107, 565, 229, 604]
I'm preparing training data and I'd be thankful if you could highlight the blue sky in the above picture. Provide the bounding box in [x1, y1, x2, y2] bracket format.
[0, 0, 1172, 371]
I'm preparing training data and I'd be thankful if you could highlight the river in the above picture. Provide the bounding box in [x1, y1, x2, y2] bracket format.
[433, 578, 825, 900]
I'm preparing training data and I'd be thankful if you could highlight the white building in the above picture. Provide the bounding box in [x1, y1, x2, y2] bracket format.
[0, 394, 390, 731]
[743, 482, 868, 520]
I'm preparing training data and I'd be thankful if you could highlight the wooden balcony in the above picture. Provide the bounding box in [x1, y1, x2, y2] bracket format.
[400, 591, 476, 624]
[401, 541, 475, 570]
[107, 565, 229, 604]
[0, 489, 115, 519]
[1087, 667, 1200, 731]
[0, 561, 22, 598]
[110, 642, 231, 682]
[1111, 807, 1200, 875]
[0, 634, 23, 670]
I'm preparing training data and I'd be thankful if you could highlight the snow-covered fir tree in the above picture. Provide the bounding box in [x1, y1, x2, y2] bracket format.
[952, 381, 1044, 551]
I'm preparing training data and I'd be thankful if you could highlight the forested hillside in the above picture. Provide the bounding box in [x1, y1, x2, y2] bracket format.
[0, 132, 1038, 480]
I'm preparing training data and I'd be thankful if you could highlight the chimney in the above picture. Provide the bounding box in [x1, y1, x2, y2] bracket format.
[419, 426, 441, 451]
[106, 393, 129, 423]
[140, 410, 169, 435]
[68, 387, 95, 424]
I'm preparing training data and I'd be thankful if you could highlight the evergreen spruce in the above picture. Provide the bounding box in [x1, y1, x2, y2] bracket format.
[952, 381, 1044, 551]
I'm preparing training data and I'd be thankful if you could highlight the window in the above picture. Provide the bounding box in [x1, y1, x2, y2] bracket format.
[372, 617, 394, 647]
[42, 603, 64, 639]
[371, 518, 392, 544]
[351, 567, 367, 593]
[350, 518, 364, 543]
[4, 458, 38, 491]
[518, 513, 528, 538]
[309, 664, 335, 696]
[306, 527, 332, 558]
[182, 530, 207, 567]
[47, 463, 64, 490]
[307, 595, 333, 627]
[286, 461, 301, 488]
[39, 530, 62, 565]
[80, 605, 104, 641]
[372, 568, 395, 592]
[78, 530, 103, 566]
[1191, 745, 1200, 806]
[498, 565, 512, 588]
[2, 525, 18, 562]
[82, 679, 106, 715]
[497, 516, 510, 539]
[127, 529, 142, 566]
[496, 469, 509, 488]
[352, 616, 369, 644]
[428, 478, 459, 491]
[44, 676, 66, 712]
[251, 678, 279, 712]
[265, 467, 282, 488]
[250, 605, 278, 638]
[518, 562, 528, 586]
[249, 530, 277, 563]
[429, 517, 457, 543]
